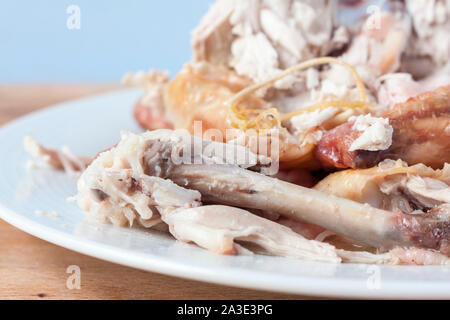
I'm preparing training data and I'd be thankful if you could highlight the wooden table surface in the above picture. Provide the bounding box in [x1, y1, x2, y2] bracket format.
[0, 85, 316, 300]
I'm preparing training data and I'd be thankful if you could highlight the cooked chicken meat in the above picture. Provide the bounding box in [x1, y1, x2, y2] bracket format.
[75, 129, 361, 263]
[371, 0, 450, 110]
[74, 129, 450, 264]
[164, 62, 265, 134]
[73, 129, 450, 255]
[25, 0, 450, 266]
[76, 129, 272, 228]
[403, 0, 450, 76]
[376, 66, 450, 110]
[192, 0, 339, 89]
[347, 114, 393, 152]
[315, 159, 450, 253]
[24, 136, 92, 175]
[191, 0, 374, 113]
[122, 70, 174, 130]
[339, 9, 411, 82]
[163, 205, 340, 262]
[315, 86, 450, 169]
[314, 159, 450, 210]
[161, 60, 366, 169]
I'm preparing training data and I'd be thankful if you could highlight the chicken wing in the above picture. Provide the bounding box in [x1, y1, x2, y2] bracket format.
[315, 86, 450, 169]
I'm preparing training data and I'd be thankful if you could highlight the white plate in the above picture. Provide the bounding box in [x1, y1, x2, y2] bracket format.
[1, 89, 450, 299]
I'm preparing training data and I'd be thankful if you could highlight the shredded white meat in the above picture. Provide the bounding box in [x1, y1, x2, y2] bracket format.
[290, 107, 339, 133]
[405, 0, 450, 69]
[376, 63, 450, 109]
[192, 0, 339, 89]
[163, 205, 341, 262]
[289, 107, 339, 141]
[348, 115, 393, 152]
[24, 136, 90, 176]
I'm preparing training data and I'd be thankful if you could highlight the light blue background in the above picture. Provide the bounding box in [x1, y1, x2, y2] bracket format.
[1, 1, 214, 83]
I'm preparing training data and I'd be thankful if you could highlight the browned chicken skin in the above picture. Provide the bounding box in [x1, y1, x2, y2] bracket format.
[315, 86, 450, 169]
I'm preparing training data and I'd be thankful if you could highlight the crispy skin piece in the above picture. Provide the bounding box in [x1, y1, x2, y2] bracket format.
[315, 86, 450, 169]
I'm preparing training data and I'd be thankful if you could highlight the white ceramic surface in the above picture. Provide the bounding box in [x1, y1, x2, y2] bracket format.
[1, 89, 450, 299]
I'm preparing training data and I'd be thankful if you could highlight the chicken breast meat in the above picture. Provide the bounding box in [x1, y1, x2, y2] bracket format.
[402, 0, 450, 77]
[192, 0, 339, 89]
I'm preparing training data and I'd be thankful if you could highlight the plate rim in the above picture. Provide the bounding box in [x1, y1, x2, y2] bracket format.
[3, 202, 450, 299]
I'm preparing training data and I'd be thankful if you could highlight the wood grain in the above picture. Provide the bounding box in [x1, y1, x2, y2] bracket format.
[0, 85, 316, 300]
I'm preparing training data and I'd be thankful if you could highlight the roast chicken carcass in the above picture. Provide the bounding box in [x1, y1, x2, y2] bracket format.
[72, 130, 450, 264]
[23, 0, 450, 265]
